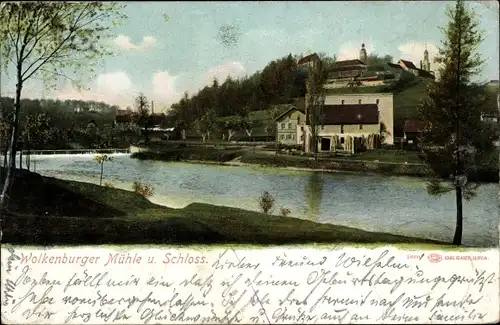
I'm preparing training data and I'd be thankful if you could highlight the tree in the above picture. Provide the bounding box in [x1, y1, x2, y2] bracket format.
[194, 108, 217, 142]
[21, 112, 51, 171]
[0, 2, 126, 208]
[417, 0, 496, 246]
[305, 58, 326, 159]
[94, 154, 113, 186]
[134, 93, 150, 145]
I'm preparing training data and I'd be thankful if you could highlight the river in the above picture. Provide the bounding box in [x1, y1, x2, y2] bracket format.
[22, 153, 499, 247]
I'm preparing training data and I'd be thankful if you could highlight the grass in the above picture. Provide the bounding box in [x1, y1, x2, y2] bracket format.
[2, 168, 447, 246]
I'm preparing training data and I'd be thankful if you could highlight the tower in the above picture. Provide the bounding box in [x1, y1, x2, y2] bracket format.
[423, 45, 430, 71]
[359, 43, 367, 63]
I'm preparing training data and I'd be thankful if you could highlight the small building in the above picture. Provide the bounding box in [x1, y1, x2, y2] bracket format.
[274, 106, 306, 145]
[403, 120, 427, 144]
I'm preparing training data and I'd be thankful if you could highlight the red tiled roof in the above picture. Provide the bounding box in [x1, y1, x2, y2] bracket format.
[399, 59, 417, 70]
[321, 104, 379, 125]
[297, 53, 319, 65]
[403, 120, 428, 133]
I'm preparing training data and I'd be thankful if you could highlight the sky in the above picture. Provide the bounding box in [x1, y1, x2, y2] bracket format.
[1, 1, 498, 112]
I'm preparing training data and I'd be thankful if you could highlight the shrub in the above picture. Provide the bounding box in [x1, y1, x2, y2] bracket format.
[258, 191, 275, 215]
[132, 181, 154, 197]
[103, 182, 115, 188]
[280, 207, 291, 217]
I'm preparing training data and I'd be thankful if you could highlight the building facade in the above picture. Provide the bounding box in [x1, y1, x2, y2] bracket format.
[323, 93, 394, 145]
[275, 107, 305, 145]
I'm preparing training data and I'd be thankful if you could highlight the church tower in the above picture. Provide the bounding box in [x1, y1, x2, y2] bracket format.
[359, 43, 367, 63]
[423, 45, 430, 71]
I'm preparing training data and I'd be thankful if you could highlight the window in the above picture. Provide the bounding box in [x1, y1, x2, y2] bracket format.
[288, 122, 292, 129]
[359, 124, 363, 130]
[341, 100, 345, 105]
[297, 116, 301, 123]
[321, 125, 324, 130]
[291, 134, 295, 140]
[340, 125, 344, 134]
[376, 99, 380, 104]
[358, 99, 362, 104]
[280, 123, 285, 129]
[286, 134, 292, 140]
[280, 134, 285, 140]
[340, 137, 345, 144]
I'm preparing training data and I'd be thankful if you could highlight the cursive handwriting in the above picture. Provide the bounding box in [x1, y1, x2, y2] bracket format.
[1, 247, 496, 324]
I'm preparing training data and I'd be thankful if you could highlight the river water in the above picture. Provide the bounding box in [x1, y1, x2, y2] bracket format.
[24, 153, 499, 247]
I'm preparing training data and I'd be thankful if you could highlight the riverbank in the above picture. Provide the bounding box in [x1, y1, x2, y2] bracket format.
[131, 148, 499, 182]
[2, 168, 447, 246]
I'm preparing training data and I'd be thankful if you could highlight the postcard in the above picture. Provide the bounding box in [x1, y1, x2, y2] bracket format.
[0, 1, 499, 324]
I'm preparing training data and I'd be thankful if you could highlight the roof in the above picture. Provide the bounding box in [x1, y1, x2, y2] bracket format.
[275, 106, 305, 121]
[297, 53, 319, 65]
[403, 120, 428, 133]
[333, 59, 366, 67]
[321, 104, 379, 125]
[399, 59, 418, 70]
[387, 62, 404, 70]
[416, 69, 435, 79]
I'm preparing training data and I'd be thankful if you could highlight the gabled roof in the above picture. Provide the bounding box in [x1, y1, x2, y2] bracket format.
[398, 59, 418, 70]
[274, 106, 305, 121]
[403, 120, 428, 133]
[322, 104, 379, 125]
[297, 53, 319, 65]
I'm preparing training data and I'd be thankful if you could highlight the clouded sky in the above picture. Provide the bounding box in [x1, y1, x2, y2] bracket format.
[1, 1, 498, 112]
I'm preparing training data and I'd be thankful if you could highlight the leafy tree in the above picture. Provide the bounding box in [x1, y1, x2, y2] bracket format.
[134, 93, 150, 145]
[94, 154, 113, 186]
[0, 2, 125, 208]
[417, 0, 496, 245]
[21, 112, 51, 171]
[305, 58, 326, 159]
[194, 108, 217, 142]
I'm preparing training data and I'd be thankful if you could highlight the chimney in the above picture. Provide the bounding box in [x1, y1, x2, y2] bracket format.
[420, 60, 422, 69]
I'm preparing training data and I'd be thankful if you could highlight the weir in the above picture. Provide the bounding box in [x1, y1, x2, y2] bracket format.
[17, 148, 131, 155]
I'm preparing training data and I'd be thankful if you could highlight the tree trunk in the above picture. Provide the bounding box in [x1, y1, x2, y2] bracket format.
[100, 163, 104, 185]
[452, 186, 463, 245]
[19, 148, 23, 169]
[1, 79, 23, 208]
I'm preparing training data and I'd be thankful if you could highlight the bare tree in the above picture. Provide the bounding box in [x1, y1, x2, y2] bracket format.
[305, 58, 326, 159]
[134, 93, 150, 145]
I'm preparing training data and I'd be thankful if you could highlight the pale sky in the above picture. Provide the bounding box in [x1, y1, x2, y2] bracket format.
[1, 1, 498, 112]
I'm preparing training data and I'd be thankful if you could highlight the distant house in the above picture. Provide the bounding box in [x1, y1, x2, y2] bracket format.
[327, 59, 367, 80]
[396, 59, 435, 79]
[297, 53, 319, 69]
[481, 113, 498, 124]
[274, 106, 306, 145]
[403, 120, 427, 144]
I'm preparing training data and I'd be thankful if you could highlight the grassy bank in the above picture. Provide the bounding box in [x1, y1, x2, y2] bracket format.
[2, 168, 446, 246]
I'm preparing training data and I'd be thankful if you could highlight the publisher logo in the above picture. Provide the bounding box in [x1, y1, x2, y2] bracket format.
[428, 253, 442, 263]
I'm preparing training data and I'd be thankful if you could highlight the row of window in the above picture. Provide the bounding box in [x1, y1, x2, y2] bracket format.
[279, 134, 295, 140]
[280, 122, 293, 129]
[341, 99, 380, 104]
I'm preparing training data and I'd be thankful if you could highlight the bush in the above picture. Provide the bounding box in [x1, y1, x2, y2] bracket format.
[103, 182, 114, 188]
[280, 207, 291, 217]
[258, 191, 275, 215]
[132, 181, 154, 197]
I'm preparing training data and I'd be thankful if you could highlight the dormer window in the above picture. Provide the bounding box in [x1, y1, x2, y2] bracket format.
[376, 99, 380, 104]
[341, 100, 345, 105]
[358, 99, 362, 104]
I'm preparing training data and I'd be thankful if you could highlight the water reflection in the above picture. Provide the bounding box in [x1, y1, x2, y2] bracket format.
[304, 172, 325, 221]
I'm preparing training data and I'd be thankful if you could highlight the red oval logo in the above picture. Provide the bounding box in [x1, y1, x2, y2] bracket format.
[428, 253, 442, 263]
